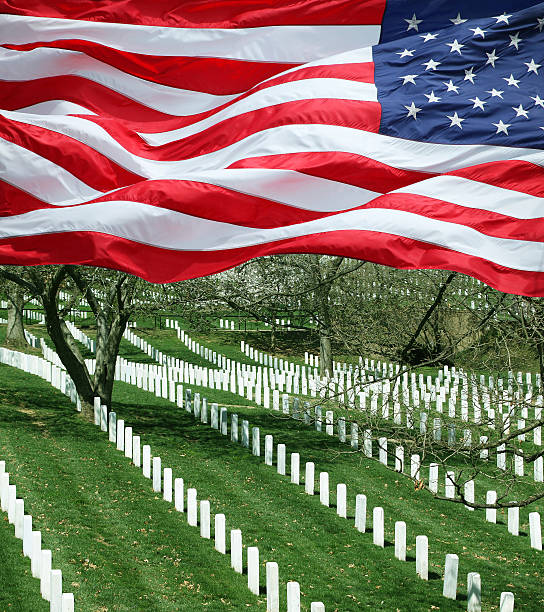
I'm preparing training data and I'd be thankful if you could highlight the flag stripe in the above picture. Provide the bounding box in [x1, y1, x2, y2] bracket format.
[1, 202, 544, 272]
[1, 230, 543, 296]
[1, 15, 381, 63]
[6, 113, 543, 177]
[2, 0, 387, 28]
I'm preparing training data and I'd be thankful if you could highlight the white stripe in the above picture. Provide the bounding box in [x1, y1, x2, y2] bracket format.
[394, 176, 544, 220]
[0, 140, 379, 210]
[140, 78, 378, 145]
[13, 100, 96, 115]
[1, 203, 543, 271]
[0, 47, 235, 115]
[0, 14, 381, 63]
[5, 111, 544, 178]
[0, 137, 102, 204]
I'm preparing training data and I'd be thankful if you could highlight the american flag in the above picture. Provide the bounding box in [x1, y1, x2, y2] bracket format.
[1, 0, 544, 296]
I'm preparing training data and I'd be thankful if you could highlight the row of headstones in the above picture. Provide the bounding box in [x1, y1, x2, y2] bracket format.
[0, 462, 74, 611]
[0, 346, 79, 408]
[99, 349, 544, 559]
[85, 340, 542, 556]
[92, 400, 327, 611]
[175, 390, 522, 609]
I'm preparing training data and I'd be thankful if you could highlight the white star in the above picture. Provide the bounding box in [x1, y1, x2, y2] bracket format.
[503, 74, 520, 88]
[443, 80, 460, 93]
[405, 13, 422, 32]
[536, 17, 544, 32]
[404, 101, 422, 119]
[531, 94, 544, 108]
[470, 26, 486, 38]
[486, 88, 504, 98]
[399, 74, 418, 85]
[446, 39, 464, 54]
[493, 13, 512, 25]
[512, 104, 529, 119]
[397, 48, 416, 58]
[525, 59, 541, 74]
[464, 67, 476, 84]
[420, 32, 438, 42]
[422, 58, 441, 71]
[447, 112, 465, 129]
[469, 97, 487, 110]
[486, 49, 499, 68]
[450, 13, 467, 25]
[424, 91, 441, 103]
[509, 32, 522, 50]
[492, 119, 511, 135]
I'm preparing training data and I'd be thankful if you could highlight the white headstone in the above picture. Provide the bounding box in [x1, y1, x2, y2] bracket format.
[355, 494, 367, 533]
[22, 515, 32, 556]
[200, 500, 211, 538]
[529, 512, 542, 550]
[266, 562, 280, 612]
[467, 572, 482, 612]
[337, 483, 347, 518]
[305, 462, 315, 495]
[443, 553, 459, 599]
[416, 535, 428, 580]
[61, 593, 75, 612]
[507, 506, 519, 536]
[215, 514, 226, 554]
[373, 506, 384, 547]
[174, 478, 184, 512]
[395, 521, 406, 561]
[187, 488, 198, 527]
[50, 569, 62, 612]
[291, 453, 300, 485]
[319, 472, 329, 506]
[486, 491, 497, 523]
[265, 435, 273, 466]
[500, 592, 514, 612]
[277, 444, 286, 475]
[247, 546, 259, 595]
[152, 457, 162, 493]
[287, 581, 301, 612]
[40, 549, 52, 600]
[31, 531, 42, 578]
[429, 463, 438, 493]
[231, 529, 243, 574]
[163, 468, 172, 502]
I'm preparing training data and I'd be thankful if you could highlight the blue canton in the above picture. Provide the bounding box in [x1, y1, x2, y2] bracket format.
[374, 3, 544, 149]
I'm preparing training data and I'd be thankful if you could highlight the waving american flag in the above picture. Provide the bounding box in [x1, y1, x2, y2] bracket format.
[1, 0, 544, 295]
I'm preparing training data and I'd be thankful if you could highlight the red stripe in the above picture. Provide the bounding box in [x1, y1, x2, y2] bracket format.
[3, 175, 543, 241]
[0, 230, 540, 296]
[83, 100, 382, 160]
[3, 41, 297, 94]
[1, 0, 387, 27]
[0, 178, 339, 226]
[230, 152, 434, 192]
[0, 115, 142, 191]
[449, 160, 544, 199]
[364, 193, 544, 242]
[0, 61, 375, 130]
[0, 76, 179, 122]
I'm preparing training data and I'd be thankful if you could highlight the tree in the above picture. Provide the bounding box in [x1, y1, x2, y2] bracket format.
[215, 254, 365, 374]
[0, 265, 141, 418]
[4, 279, 28, 348]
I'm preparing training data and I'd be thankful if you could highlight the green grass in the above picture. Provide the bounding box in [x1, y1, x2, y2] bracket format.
[0, 362, 542, 611]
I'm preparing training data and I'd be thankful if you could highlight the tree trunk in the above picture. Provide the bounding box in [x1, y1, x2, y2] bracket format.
[42, 294, 95, 419]
[5, 284, 27, 348]
[319, 331, 333, 377]
[93, 311, 130, 408]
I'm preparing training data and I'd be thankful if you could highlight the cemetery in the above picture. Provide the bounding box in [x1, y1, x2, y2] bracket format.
[0, 266, 542, 611]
